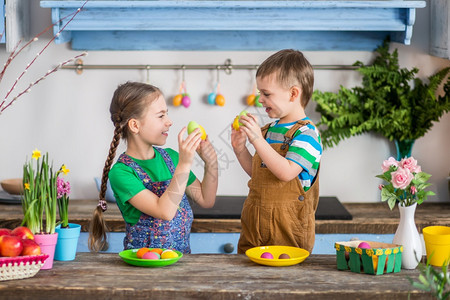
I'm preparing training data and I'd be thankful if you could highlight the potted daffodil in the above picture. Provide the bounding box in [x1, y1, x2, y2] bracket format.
[22, 149, 67, 269]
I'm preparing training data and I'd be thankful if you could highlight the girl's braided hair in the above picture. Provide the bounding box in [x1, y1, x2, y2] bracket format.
[88, 82, 162, 252]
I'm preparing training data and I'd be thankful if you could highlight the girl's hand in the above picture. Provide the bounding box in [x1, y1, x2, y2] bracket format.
[178, 127, 202, 167]
[239, 113, 263, 144]
[197, 136, 217, 166]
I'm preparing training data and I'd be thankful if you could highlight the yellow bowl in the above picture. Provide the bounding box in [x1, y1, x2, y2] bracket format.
[245, 245, 310, 267]
[0, 178, 23, 195]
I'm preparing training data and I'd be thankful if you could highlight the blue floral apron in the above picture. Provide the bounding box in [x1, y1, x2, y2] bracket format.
[118, 147, 193, 253]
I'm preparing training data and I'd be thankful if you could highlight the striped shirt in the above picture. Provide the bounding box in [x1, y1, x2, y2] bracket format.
[265, 118, 322, 191]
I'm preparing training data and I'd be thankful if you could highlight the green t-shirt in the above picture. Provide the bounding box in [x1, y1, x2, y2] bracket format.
[109, 148, 197, 225]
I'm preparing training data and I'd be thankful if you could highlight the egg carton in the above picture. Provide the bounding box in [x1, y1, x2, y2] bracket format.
[0, 254, 49, 281]
[335, 240, 403, 275]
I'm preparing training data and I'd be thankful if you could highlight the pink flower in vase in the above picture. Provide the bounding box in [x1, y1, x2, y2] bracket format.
[400, 157, 421, 173]
[381, 157, 398, 172]
[391, 167, 413, 190]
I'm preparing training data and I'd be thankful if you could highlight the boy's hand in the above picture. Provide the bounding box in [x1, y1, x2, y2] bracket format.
[239, 113, 263, 144]
[178, 127, 202, 168]
[231, 124, 247, 154]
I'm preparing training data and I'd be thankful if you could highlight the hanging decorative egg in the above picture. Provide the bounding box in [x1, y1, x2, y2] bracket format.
[182, 94, 191, 108]
[207, 92, 216, 105]
[173, 94, 183, 106]
[254, 95, 263, 107]
[246, 94, 256, 106]
[215, 94, 225, 106]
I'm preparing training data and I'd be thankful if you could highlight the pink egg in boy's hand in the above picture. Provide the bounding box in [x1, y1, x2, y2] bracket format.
[260, 252, 274, 259]
[358, 242, 371, 249]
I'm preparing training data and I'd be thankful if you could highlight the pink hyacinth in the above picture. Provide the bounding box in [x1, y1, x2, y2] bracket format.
[57, 177, 71, 199]
[381, 157, 399, 172]
[400, 157, 421, 173]
[391, 167, 414, 190]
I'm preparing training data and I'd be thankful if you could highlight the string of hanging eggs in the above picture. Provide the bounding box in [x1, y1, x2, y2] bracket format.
[172, 66, 262, 108]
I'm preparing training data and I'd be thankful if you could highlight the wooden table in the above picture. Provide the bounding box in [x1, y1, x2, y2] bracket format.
[1, 200, 449, 234]
[0, 253, 430, 299]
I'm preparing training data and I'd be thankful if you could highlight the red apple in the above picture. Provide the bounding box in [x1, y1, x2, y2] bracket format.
[21, 239, 41, 256]
[11, 226, 34, 240]
[0, 235, 23, 257]
[0, 228, 12, 237]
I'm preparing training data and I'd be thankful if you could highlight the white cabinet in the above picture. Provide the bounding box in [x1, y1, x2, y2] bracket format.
[430, 0, 450, 59]
[2, 0, 30, 52]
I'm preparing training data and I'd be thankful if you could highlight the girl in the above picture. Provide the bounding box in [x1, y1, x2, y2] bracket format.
[89, 82, 218, 253]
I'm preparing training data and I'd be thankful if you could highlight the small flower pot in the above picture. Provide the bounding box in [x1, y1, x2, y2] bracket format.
[54, 223, 81, 261]
[422, 226, 450, 267]
[34, 233, 58, 269]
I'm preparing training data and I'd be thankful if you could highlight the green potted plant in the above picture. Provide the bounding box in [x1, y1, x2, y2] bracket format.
[22, 148, 66, 269]
[55, 173, 82, 261]
[409, 257, 449, 300]
[313, 39, 450, 159]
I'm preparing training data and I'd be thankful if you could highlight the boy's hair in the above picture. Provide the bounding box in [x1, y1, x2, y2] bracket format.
[88, 81, 162, 252]
[256, 49, 314, 107]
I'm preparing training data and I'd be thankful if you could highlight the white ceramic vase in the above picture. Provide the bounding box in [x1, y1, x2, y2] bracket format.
[392, 202, 422, 269]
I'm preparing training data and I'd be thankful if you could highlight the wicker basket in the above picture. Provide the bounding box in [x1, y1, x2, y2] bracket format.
[0, 254, 49, 281]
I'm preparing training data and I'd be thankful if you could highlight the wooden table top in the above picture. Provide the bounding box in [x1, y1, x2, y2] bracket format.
[0, 200, 449, 234]
[0, 253, 429, 299]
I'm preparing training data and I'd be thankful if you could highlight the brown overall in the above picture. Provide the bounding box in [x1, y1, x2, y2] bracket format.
[237, 120, 320, 254]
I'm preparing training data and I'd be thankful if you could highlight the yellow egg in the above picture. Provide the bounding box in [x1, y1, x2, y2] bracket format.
[161, 250, 178, 259]
[173, 94, 183, 106]
[232, 116, 240, 130]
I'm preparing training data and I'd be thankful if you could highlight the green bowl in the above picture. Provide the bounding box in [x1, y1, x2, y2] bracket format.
[119, 249, 183, 267]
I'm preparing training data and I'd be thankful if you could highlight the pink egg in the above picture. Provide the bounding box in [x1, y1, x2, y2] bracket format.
[182, 95, 191, 108]
[358, 242, 371, 249]
[142, 251, 160, 260]
[260, 252, 274, 259]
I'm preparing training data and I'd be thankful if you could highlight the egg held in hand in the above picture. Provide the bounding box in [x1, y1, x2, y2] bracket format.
[187, 121, 207, 140]
[232, 110, 248, 130]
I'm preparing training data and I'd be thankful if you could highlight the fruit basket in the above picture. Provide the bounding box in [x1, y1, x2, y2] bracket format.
[335, 241, 403, 275]
[0, 254, 49, 281]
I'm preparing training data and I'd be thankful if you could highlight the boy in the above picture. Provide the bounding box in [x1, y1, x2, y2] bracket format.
[231, 49, 322, 254]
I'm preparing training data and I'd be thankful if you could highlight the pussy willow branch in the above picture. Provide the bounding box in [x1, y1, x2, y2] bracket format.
[0, 52, 87, 113]
[0, 0, 89, 112]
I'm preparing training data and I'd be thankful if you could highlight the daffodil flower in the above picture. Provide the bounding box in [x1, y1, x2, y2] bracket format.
[31, 148, 41, 160]
[60, 164, 70, 175]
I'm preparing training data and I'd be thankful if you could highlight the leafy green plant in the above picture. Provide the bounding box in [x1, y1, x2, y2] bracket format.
[409, 258, 449, 300]
[22, 149, 67, 234]
[313, 39, 450, 149]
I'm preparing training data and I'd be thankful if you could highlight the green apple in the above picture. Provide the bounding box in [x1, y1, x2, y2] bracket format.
[187, 121, 206, 140]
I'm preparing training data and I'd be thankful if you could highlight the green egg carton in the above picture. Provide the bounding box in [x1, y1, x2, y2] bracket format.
[335, 240, 403, 275]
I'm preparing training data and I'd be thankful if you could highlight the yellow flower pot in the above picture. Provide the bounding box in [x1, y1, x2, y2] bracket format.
[422, 226, 450, 267]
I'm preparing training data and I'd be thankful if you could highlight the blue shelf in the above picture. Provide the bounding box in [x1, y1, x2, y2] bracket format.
[40, 1, 426, 51]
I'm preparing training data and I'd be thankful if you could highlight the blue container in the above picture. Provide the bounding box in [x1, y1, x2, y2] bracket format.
[55, 223, 81, 261]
